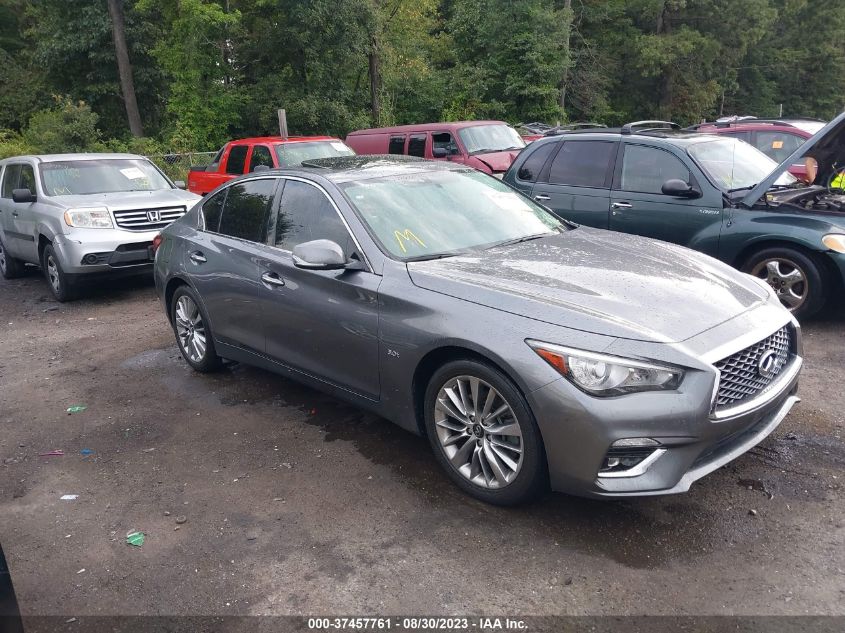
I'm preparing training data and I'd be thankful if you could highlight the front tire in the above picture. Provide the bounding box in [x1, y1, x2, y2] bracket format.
[41, 244, 78, 301]
[424, 359, 546, 505]
[743, 247, 826, 320]
[0, 236, 26, 279]
[170, 285, 222, 372]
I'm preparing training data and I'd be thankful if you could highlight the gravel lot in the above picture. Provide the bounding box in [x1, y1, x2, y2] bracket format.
[0, 269, 843, 617]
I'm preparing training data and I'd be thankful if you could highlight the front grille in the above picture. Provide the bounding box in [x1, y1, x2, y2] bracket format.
[113, 207, 186, 231]
[714, 325, 793, 410]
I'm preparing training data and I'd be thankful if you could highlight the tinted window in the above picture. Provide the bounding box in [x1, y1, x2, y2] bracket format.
[226, 145, 249, 175]
[218, 178, 276, 242]
[249, 146, 274, 172]
[201, 188, 227, 232]
[388, 136, 406, 154]
[408, 134, 427, 158]
[1, 164, 21, 198]
[548, 141, 615, 188]
[273, 180, 351, 254]
[432, 132, 457, 155]
[517, 142, 558, 182]
[208, 147, 225, 170]
[755, 131, 804, 163]
[620, 145, 690, 194]
[19, 165, 36, 192]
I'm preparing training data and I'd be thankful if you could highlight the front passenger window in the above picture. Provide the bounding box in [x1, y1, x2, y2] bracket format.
[273, 180, 352, 254]
[620, 145, 690, 194]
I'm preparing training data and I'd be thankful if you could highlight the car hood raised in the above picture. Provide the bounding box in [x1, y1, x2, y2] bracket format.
[49, 189, 201, 212]
[743, 110, 845, 207]
[407, 228, 769, 344]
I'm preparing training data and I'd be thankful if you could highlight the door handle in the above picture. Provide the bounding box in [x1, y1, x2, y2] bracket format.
[11, 211, 19, 217]
[611, 202, 632, 209]
[534, 194, 551, 201]
[261, 272, 285, 287]
[189, 251, 207, 264]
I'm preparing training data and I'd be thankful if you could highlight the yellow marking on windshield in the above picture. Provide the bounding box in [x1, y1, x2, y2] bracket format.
[394, 229, 426, 253]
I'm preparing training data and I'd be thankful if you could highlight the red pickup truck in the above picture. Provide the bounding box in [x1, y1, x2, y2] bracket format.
[187, 136, 355, 195]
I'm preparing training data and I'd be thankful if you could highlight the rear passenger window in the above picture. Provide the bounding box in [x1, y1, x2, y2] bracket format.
[273, 180, 352, 254]
[200, 188, 227, 232]
[408, 134, 427, 158]
[1, 164, 22, 198]
[517, 142, 558, 182]
[548, 141, 615, 188]
[388, 136, 406, 154]
[217, 178, 276, 242]
[249, 146, 274, 172]
[226, 146, 249, 175]
[620, 145, 690, 194]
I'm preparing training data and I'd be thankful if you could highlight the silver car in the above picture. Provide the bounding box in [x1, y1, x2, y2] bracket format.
[0, 153, 200, 300]
[154, 156, 801, 505]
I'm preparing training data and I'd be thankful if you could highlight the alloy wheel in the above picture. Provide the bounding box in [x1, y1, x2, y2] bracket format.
[433, 375, 523, 489]
[46, 255, 61, 294]
[751, 258, 806, 311]
[174, 295, 207, 363]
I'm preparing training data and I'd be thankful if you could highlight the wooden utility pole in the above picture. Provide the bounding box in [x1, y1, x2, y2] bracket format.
[107, 0, 144, 137]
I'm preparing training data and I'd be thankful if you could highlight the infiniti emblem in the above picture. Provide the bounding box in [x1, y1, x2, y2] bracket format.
[757, 350, 779, 378]
[146, 209, 162, 223]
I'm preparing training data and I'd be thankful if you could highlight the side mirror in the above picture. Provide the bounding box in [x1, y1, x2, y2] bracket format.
[173, 180, 187, 190]
[12, 188, 36, 203]
[292, 239, 362, 271]
[432, 147, 448, 158]
[661, 179, 701, 198]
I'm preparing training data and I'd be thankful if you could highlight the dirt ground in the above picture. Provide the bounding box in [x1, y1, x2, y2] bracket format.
[0, 269, 843, 618]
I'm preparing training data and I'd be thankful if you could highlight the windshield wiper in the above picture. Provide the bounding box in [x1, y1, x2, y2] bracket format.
[485, 232, 552, 250]
[404, 252, 461, 262]
[728, 183, 757, 193]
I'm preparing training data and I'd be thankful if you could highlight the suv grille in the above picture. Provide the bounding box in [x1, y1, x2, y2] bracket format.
[113, 207, 186, 231]
[714, 326, 793, 410]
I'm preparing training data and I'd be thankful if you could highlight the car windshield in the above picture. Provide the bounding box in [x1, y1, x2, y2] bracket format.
[339, 168, 563, 260]
[276, 140, 355, 166]
[688, 138, 797, 191]
[39, 159, 172, 196]
[458, 124, 526, 154]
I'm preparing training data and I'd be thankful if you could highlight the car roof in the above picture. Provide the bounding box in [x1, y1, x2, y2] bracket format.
[245, 155, 467, 184]
[531, 129, 723, 148]
[228, 136, 341, 145]
[347, 121, 507, 136]
[0, 153, 146, 164]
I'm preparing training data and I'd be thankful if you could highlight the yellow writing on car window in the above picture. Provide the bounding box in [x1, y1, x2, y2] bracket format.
[394, 229, 426, 253]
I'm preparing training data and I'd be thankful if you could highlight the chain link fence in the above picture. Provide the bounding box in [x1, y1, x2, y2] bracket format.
[146, 151, 217, 184]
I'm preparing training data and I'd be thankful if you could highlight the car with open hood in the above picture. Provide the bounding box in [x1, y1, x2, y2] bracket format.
[153, 155, 801, 505]
[504, 116, 845, 319]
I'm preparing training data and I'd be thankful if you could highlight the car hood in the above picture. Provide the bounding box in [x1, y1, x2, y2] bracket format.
[49, 189, 201, 211]
[407, 228, 769, 344]
[743, 110, 845, 207]
[472, 150, 521, 173]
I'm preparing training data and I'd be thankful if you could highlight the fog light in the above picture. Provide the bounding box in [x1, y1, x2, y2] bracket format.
[83, 254, 99, 265]
[598, 443, 666, 478]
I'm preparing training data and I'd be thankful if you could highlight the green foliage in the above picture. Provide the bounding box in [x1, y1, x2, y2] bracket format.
[21, 97, 102, 154]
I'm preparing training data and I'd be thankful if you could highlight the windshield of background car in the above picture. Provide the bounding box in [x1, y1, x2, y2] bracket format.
[339, 169, 563, 260]
[458, 125, 526, 154]
[688, 138, 797, 191]
[276, 141, 355, 166]
[789, 121, 825, 135]
[39, 159, 172, 196]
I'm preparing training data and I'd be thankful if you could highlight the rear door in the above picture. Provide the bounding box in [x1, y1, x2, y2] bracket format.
[259, 178, 381, 399]
[609, 143, 723, 255]
[529, 139, 616, 228]
[186, 177, 278, 354]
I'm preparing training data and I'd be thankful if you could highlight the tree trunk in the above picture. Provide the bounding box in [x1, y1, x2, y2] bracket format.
[368, 34, 381, 124]
[107, 0, 143, 137]
[656, 2, 673, 119]
[558, 0, 573, 113]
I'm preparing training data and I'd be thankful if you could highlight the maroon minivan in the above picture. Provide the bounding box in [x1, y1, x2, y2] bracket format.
[345, 121, 525, 177]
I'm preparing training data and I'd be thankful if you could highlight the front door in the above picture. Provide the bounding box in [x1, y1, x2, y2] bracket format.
[0, 163, 37, 259]
[259, 178, 381, 399]
[609, 143, 723, 256]
[529, 139, 616, 228]
[186, 177, 278, 353]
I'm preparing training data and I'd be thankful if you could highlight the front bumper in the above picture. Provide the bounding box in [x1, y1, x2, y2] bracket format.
[528, 316, 802, 498]
[53, 230, 157, 275]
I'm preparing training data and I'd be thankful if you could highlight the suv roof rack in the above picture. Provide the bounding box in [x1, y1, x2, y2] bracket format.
[544, 122, 609, 137]
[687, 116, 826, 131]
[621, 120, 680, 135]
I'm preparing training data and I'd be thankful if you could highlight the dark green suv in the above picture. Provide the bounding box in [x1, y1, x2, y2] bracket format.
[504, 117, 845, 319]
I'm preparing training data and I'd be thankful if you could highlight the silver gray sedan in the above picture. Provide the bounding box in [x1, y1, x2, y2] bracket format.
[153, 156, 802, 505]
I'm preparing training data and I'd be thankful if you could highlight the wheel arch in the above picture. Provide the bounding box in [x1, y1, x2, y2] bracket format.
[732, 237, 825, 269]
[164, 276, 195, 325]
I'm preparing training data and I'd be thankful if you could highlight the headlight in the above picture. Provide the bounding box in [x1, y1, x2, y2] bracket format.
[822, 234, 845, 253]
[527, 340, 683, 396]
[64, 207, 113, 229]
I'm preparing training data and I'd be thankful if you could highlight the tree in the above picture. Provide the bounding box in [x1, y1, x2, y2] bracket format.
[107, 0, 144, 137]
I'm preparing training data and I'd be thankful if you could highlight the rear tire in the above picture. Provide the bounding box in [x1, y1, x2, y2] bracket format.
[424, 359, 547, 505]
[41, 244, 78, 302]
[170, 285, 223, 372]
[742, 246, 826, 320]
[0, 236, 26, 279]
